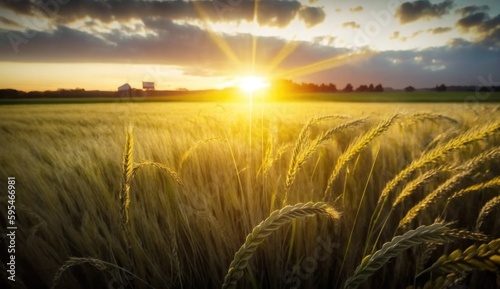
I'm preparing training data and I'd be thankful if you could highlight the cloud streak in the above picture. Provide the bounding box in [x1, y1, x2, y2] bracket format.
[396, 0, 453, 24]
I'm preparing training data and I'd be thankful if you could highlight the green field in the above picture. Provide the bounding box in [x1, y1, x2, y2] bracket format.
[1, 100, 500, 289]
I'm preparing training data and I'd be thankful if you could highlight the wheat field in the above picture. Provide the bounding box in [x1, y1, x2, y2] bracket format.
[1, 101, 500, 289]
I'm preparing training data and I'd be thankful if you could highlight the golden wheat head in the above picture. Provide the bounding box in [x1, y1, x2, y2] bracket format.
[120, 125, 134, 226]
[221, 202, 340, 289]
[51, 257, 107, 289]
[324, 114, 398, 201]
[418, 238, 500, 277]
[344, 223, 466, 289]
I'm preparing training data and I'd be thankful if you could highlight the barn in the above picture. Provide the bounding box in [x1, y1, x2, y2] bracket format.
[118, 83, 131, 97]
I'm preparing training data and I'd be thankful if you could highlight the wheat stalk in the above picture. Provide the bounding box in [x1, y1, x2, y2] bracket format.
[392, 167, 443, 208]
[418, 238, 500, 277]
[221, 202, 340, 289]
[283, 118, 365, 204]
[324, 114, 398, 201]
[131, 161, 183, 186]
[344, 223, 465, 289]
[177, 137, 219, 172]
[449, 176, 500, 201]
[376, 122, 500, 211]
[51, 257, 154, 289]
[405, 112, 459, 125]
[287, 115, 349, 183]
[398, 147, 500, 229]
[476, 195, 500, 231]
[120, 125, 134, 226]
[51, 257, 107, 289]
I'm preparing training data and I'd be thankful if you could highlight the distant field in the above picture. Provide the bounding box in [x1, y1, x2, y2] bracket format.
[1, 101, 500, 289]
[1, 91, 500, 105]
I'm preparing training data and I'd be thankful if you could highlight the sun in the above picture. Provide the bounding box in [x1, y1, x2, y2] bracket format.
[238, 76, 269, 93]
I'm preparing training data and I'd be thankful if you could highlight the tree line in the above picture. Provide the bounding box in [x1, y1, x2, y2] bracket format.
[270, 79, 384, 93]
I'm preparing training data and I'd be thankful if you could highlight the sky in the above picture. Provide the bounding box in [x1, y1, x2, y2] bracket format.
[0, 0, 499, 91]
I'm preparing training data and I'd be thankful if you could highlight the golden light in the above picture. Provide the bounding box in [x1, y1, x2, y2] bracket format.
[238, 76, 269, 93]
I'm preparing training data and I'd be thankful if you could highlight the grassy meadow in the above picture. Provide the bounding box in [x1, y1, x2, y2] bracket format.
[1, 99, 500, 289]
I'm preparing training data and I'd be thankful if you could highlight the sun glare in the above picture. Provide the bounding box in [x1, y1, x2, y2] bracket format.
[238, 76, 269, 93]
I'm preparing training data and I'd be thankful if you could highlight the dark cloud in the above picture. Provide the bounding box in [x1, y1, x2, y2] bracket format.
[456, 5, 489, 17]
[308, 44, 499, 89]
[456, 12, 488, 30]
[0, 0, 323, 29]
[349, 6, 363, 13]
[396, 0, 453, 24]
[455, 11, 500, 49]
[298, 6, 326, 28]
[342, 21, 360, 29]
[0, 21, 345, 75]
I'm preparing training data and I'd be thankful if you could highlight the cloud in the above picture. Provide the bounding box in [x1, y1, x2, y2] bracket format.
[456, 12, 488, 30]
[429, 27, 452, 34]
[298, 6, 326, 28]
[456, 5, 489, 17]
[312, 35, 335, 46]
[390, 31, 400, 39]
[0, 0, 321, 29]
[396, 0, 453, 24]
[349, 6, 363, 13]
[342, 21, 360, 29]
[0, 17, 21, 28]
[455, 11, 500, 49]
[0, 20, 347, 76]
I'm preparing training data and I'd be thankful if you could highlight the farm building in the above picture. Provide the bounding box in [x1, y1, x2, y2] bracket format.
[142, 81, 155, 90]
[117, 83, 131, 97]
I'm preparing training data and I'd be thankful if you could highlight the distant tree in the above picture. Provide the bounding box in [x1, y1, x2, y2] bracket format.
[327, 83, 337, 92]
[405, 86, 416, 92]
[356, 85, 368, 92]
[367, 84, 375, 92]
[343, 83, 353, 93]
[374, 84, 384, 92]
[436, 84, 447, 92]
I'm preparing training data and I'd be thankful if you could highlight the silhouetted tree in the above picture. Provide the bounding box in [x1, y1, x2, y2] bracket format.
[436, 84, 447, 92]
[374, 84, 384, 92]
[356, 85, 368, 92]
[343, 83, 353, 93]
[367, 84, 375, 92]
[327, 83, 337, 92]
[405, 86, 416, 92]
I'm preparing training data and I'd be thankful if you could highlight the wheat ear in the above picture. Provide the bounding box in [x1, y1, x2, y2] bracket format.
[287, 115, 349, 184]
[283, 118, 365, 204]
[221, 202, 340, 289]
[418, 238, 500, 277]
[448, 176, 500, 201]
[392, 167, 443, 208]
[344, 223, 460, 289]
[51, 257, 107, 289]
[399, 147, 500, 229]
[405, 112, 459, 125]
[177, 137, 219, 172]
[120, 125, 134, 226]
[476, 195, 500, 231]
[51, 257, 153, 289]
[324, 114, 398, 201]
[131, 161, 183, 186]
[376, 122, 500, 211]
